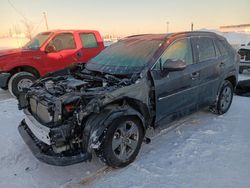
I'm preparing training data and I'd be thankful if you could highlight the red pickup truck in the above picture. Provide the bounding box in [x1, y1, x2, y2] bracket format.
[0, 30, 104, 97]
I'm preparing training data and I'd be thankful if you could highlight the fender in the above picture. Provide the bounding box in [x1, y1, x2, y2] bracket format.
[214, 70, 237, 104]
[82, 105, 146, 152]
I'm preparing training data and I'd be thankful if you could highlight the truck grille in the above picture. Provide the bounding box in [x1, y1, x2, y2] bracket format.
[29, 98, 53, 124]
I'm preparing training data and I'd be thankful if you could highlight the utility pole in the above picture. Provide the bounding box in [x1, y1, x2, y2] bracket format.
[43, 12, 49, 30]
[191, 22, 194, 31]
[166, 21, 169, 33]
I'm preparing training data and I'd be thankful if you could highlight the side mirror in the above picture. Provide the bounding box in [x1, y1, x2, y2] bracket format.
[162, 59, 186, 72]
[45, 44, 56, 53]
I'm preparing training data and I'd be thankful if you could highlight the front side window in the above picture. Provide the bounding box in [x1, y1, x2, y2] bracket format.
[49, 33, 76, 51]
[154, 38, 193, 69]
[80, 33, 98, 48]
[194, 37, 216, 62]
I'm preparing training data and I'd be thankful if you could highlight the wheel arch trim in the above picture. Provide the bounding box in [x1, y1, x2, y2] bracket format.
[82, 106, 146, 152]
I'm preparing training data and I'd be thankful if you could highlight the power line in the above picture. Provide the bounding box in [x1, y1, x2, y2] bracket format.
[7, 0, 29, 21]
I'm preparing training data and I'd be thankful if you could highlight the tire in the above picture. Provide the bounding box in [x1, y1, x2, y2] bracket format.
[239, 68, 243, 74]
[211, 80, 234, 115]
[8, 72, 36, 98]
[96, 116, 144, 168]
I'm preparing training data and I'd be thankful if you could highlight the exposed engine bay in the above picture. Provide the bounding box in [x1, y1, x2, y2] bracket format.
[17, 64, 144, 165]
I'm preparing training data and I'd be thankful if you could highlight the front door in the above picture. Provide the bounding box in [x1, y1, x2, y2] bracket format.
[43, 33, 78, 73]
[151, 38, 200, 126]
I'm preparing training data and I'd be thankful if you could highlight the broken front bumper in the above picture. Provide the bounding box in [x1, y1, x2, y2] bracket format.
[18, 113, 91, 166]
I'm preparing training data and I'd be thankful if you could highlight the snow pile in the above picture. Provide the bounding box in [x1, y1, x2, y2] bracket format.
[198, 28, 250, 50]
[223, 32, 250, 49]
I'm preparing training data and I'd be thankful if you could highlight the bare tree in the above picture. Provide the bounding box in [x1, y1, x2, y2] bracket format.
[13, 24, 21, 36]
[21, 19, 34, 40]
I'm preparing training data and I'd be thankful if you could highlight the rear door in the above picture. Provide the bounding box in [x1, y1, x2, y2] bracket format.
[78, 33, 102, 62]
[191, 37, 222, 107]
[151, 37, 200, 126]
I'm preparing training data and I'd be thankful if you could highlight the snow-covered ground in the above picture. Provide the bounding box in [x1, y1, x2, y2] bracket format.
[0, 74, 250, 188]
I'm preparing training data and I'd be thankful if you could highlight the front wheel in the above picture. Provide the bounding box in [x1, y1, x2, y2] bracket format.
[8, 72, 36, 98]
[211, 80, 234, 115]
[96, 116, 144, 168]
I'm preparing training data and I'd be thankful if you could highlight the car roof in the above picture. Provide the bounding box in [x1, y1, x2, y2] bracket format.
[40, 29, 99, 34]
[124, 31, 223, 42]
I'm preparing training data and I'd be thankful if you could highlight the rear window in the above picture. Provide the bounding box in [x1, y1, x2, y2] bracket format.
[80, 33, 98, 48]
[194, 37, 216, 62]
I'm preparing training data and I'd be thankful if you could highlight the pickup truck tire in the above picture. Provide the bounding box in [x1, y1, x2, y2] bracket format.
[8, 72, 36, 98]
[211, 80, 234, 115]
[96, 116, 144, 168]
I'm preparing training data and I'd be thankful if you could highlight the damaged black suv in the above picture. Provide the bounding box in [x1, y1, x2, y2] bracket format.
[18, 32, 239, 168]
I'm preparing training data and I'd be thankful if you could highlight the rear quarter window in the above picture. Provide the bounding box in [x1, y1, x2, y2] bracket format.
[79, 33, 98, 48]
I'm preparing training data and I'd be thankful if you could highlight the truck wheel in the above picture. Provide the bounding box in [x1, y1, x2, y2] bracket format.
[8, 72, 36, 97]
[97, 116, 144, 168]
[210, 80, 234, 115]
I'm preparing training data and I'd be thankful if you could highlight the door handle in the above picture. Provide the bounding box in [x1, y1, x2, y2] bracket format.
[219, 62, 225, 68]
[191, 72, 200, 80]
[76, 52, 83, 59]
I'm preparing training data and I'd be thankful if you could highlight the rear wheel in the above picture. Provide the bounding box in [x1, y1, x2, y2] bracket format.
[8, 72, 36, 97]
[96, 116, 144, 168]
[210, 80, 234, 115]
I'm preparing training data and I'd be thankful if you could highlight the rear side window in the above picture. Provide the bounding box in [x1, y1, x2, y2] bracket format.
[49, 33, 76, 51]
[194, 37, 216, 62]
[215, 40, 228, 56]
[80, 33, 98, 48]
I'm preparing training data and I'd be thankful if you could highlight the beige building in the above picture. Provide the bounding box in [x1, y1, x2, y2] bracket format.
[220, 24, 250, 34]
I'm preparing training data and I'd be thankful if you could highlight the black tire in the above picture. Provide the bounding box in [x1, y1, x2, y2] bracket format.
[96, 116, 144, 168]
[8, 72, 36, 97]
[211, 80, 234, 115]
[239, 68, 243, 74]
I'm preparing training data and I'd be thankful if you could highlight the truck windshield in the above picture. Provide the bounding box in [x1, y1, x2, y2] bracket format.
[23, 32, 52, 50]
[86, 38, 163, 75]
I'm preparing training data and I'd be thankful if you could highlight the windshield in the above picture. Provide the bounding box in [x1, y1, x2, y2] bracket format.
[86, 38, 163, 75]
[23, 32, 52, 50]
